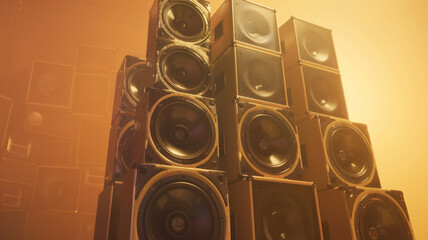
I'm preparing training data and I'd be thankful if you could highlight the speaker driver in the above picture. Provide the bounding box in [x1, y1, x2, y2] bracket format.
[117, 121, 134, 172]
[162, 1, 209, 43]
[241, 109, 298, 175]
[355, 193, 413, 240]
[308, 75, 340, 113]
[159, 45, 210, 95]
[237, 8, 272, 46]
[301, 30, 330, 63]
[150, 95, 216, 165]
[125, 62, 150, 107]
[326, 122, 374, 184]
[243, 58, 281, 99]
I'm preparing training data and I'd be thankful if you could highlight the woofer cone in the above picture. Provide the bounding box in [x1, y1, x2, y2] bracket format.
[150, 96, 216, 165]
[124, 62, 150, 106]
[162, 1, 209, 42]
[308, 75, 340, 113]
[138, 178, 223, 240]
[326, 122, 374, 184]
[237, 8, 273, 45]
[302, 30, 330, 63]
[242, 58, 281, 99]
[117, 121, 134, 172]
[355, 193, 413, 240]
[159, 46, 210, 95]
[241, 109, 298, 174]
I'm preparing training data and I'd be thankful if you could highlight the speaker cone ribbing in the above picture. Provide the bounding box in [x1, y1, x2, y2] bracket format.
[307, 75, 340, 113]
[150, 96, 215, 165]
[326, 122, 374, 184]
[159, 46, 210, 95]
[241, 109, 298, 174]
[355, 194, 412, 240]
[162, 1, 209, 42]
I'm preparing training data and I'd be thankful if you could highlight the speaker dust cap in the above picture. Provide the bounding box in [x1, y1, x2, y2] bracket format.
[149, 94, 216, 166]
[241, 108, 298, 175]
[326, 121, 375, 185]
[234, 0, 280, 52]
[236, 46, 286, 105]
[295, 18, 338, 69]
[161, 0, 210, 43]
[158, 45, 211, 95]
[354, 193, 413, 240]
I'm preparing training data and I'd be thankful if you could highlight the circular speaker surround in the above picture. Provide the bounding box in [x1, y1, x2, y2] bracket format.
[301, 30, 330, 63]
[158, 45, 211, 95]
[308, 75, 340, 113]
[134, 169, 228, 240]
[160, 0, 210, 43]
[148, 94, 217, 167]
[124, 61, 151, 107]
[352, 191, 413, 240]
[117, 120, 135, 172]
[237, 7, 274, 46]
[240, 107, 299, 177]
[325, 121, 375, 185]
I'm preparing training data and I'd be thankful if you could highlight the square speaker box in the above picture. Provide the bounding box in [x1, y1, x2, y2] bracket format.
[146, 0, 211, 63]
[132, 88, 220, 170]
[211, 0, 280, 62]
[25, 211, 80, 240]
[213, 44, 287, 107]
[0, 180, 32, 211]
[279, 17, 339, 71]
[32, 166, 82, 213]
[286, 63, 348, 120]
[0, 210, 28, 240]
[317, 186, 414, 240]
[215, 99, 302, 182]
[118, 163, 230, 240]
[94, 181, 123, 240]
[0, 95, 12, 149]
[0, 158, 35, 185]
[79, 167, 104, 214]
[297, 115, 381, 190]
[228, 176, 323, 240]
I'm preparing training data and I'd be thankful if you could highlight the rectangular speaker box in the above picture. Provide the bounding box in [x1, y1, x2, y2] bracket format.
[94, 181, 123, 240]
[117, 163, 230, 240]
[0, 210, 28, 240]
[0, 158, 35, 185]
[297, 115, 381, 190]
[0, 180, 32, 210]
[214, 98, 302, 182]
[32, 166, 82, 213]
[0, 95, 12, 149]
[318, 186, 414, 240]
[74, 45, 117, 75]
[26, 60, 74, 108]
[79, 167, 104, 214]
[228, 176, 323, 240]
[213, 44, 287, 107]
[286, 63, 348, 120]
[25, 211, 80, 240]
[211, 0, 280, 62]
[104, 111, 135, 186]
[132, 87, 220, 170]
[279, 17, 339, 71]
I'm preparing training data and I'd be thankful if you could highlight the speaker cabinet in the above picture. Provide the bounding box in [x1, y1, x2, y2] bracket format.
[298, 115, 380, 190]
[229, 176, 323, 240]
[132, 88, 219, 170]
[286, 63, 348, 120]
[118, 164, 230, 240]
[318, 186, 414, 240]
[26, 211, 81, 240]
[0, 180, 32, 211]
[94, 181, 123, 240]
[213, 44, 287, 107]
[279, 17, 338, 71]
[215, 98, 301, 182]
[211, 0, 280, 62]
[0, 210, 28, 240]
[0, 95, 12, 149]
[0, 158, 35, 185]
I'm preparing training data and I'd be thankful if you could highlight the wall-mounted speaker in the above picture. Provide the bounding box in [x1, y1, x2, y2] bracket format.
[228, 176, 323, 240]
[132, 88, 219, 170]
[298, 115, 380, 189]
[279, 17, 338, 71]
[118, 164, 230, 240]
[285, 60, 348, 120]
[211, 0, 280, 62]
[318, 186, 414, 240]
[213, 44, 287, 107]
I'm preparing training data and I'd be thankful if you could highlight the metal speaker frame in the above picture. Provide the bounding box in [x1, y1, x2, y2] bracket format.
[228, 176, 323, 240]
[118, 164, 230, 240]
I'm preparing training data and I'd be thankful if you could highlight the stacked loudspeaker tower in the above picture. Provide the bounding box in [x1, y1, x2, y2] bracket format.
[95, 1, 415, 240]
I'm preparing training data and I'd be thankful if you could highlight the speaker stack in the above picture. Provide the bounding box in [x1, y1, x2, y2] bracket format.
[279, 17, 414, 239]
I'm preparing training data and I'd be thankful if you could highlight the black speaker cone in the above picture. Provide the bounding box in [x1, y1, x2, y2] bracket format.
[308, 75, 340, 113]
[163, 2, 208, 42]
[117, 123, 134, 171]
[140, 181, 221, 240]
[243, 59, 281, 99]
[151, 96, 215, 164]
[242, 110, 297, 174]
[302, 30, 330, 63]
[160, 47, 210, 94]
[237, 8, 272, 45]
[125, 63, 149, 106]
[356, 194, 413, 240]
[327, 123, 374, 184]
